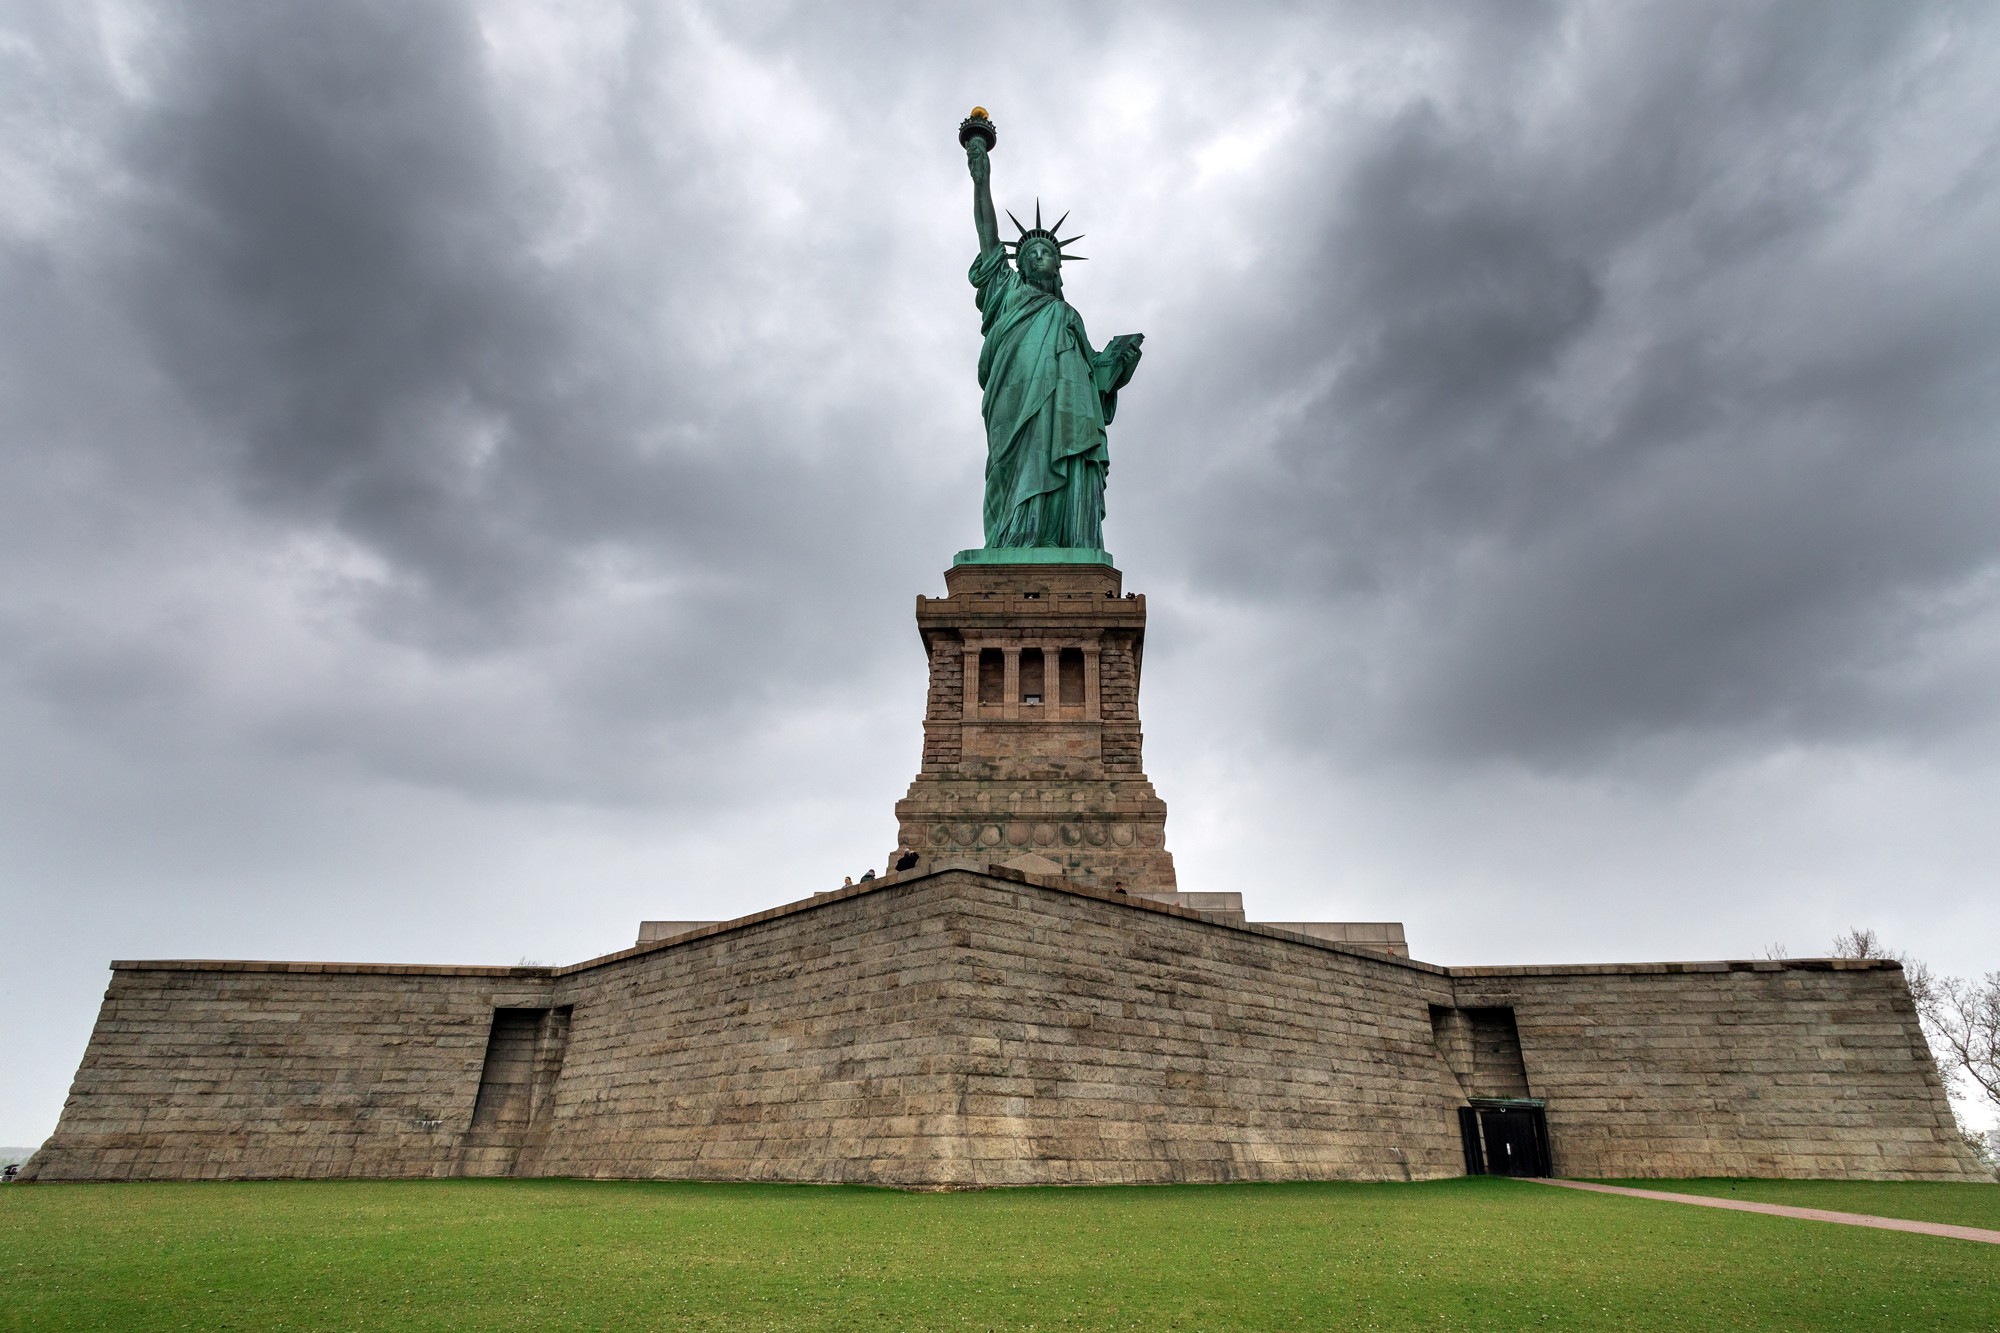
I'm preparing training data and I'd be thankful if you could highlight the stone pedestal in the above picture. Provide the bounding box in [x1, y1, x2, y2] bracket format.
[892, 560, 1177, 897]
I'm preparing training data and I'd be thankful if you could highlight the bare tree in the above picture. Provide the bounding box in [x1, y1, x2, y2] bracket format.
[1831, 926, 1886, 959]
[1831, 929, 2000, 1175]
[1922, 971, 2000, 1112]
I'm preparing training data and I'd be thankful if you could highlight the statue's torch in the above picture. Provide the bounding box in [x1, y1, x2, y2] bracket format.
[958, 107, 996, 151]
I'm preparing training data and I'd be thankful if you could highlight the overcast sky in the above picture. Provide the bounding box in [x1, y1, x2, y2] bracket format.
[5, 0, 1998, 1145]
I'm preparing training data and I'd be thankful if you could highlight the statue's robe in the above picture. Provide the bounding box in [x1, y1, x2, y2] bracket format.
[971, 246, 1140, 549]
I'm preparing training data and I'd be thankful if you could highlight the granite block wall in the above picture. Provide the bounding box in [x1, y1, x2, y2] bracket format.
[23, 869, 1985, 1185]
[529, 879, 972, 1185]
[935, 875, 1466, 1184]
[1453, 961, 1981, 1181]
[25, 963, 553, 1181]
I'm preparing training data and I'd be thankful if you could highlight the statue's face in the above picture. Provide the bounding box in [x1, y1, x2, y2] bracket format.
[1018, 238, 1061, 282]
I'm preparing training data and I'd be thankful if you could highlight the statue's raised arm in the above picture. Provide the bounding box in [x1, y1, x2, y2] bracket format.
[966, 131, 1000, 258]
[964, 109, 1008, 256]
[955, 108, 1143, 555]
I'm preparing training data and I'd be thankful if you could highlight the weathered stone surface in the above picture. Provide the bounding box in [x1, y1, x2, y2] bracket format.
[896, 563, 1176, 896]
[1452, 961, 1977, 1180]
[635, 921, 719, 944]
[24, 869, 1984, 1185]
[1260, 921, 1409, 956]
[22, 963, 548, 1181]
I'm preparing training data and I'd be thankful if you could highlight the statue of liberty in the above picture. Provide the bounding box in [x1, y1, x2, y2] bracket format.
[960, 110, 1144, 553]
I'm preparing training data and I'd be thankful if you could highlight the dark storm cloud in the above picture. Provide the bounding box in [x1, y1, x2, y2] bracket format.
[2, 0, 980, 803]
[1142, 1, 2000, 767]
[122, 5, 572, 635]
[115, 4, 782, 637]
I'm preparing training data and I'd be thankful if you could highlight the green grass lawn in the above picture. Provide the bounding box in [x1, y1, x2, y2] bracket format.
[3, 1177, 1997, 1332]
[1598, 1178, 2000, 1231]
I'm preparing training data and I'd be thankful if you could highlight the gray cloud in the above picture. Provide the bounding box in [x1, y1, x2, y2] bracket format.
[1130, 1, 2000, 769]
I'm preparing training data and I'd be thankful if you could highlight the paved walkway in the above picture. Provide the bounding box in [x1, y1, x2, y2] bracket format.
[1535, 1178, 2000, 1245]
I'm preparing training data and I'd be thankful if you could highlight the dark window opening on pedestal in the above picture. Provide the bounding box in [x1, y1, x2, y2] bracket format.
[469, 1006, 573, 1136]
[1059, 648, 1085, 704]
[979, 648, 1004, 704]
[1020, 648, 1044, 705]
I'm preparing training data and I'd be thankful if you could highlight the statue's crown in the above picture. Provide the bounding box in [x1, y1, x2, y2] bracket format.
[1004, 199, 1087, 262]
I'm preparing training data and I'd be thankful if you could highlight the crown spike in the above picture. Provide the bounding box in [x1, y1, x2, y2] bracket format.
[1007, 210, 1027, 237]
[1035, 198, 1043, 230]
[1057, 234, 1085, 247]
[1051, 211, 1070, 235]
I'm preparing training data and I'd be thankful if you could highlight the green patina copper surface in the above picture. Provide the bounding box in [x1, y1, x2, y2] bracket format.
[962, 112, 1143, 552]
[952, 546, 1114, 567]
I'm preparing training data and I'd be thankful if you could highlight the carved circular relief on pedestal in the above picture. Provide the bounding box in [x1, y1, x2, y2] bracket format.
[978, 824, 1003, 848]
[1138, 826, 1163, 847]
[954, 823, 977, 847]
[1033, 823, 1056, 846]
[1060, 823, 1082, 846]
[1111, 825, 1135, 847]
[1006, 822, 1030, 846]
[1085, 823, 1108, 846]
[931, 824, 952, 847]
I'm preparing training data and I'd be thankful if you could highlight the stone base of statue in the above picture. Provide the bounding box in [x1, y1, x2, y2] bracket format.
[891, 559, 1178, 899]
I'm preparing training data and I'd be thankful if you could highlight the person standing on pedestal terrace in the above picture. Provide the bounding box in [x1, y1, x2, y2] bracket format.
[963, 116, 1144, 551]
